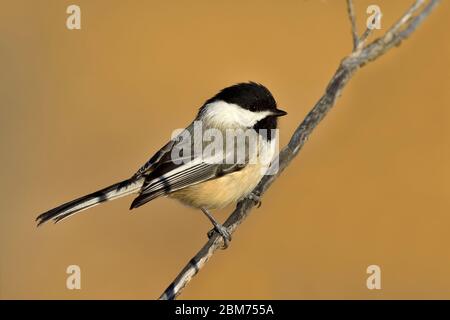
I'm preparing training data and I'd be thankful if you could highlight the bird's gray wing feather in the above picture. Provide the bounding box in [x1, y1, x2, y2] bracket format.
[130, 159, 245, 209]
[130, 122, 250, 208]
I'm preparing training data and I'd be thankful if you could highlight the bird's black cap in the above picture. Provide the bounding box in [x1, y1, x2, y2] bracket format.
[198, 82, 287, 134]
[202, 82, 286, 114]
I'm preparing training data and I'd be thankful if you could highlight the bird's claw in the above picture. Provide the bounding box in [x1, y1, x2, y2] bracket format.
[207, 225, 232, 249]
[247, 192, 262, 208]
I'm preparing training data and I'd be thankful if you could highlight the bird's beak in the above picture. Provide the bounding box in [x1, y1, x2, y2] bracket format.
[272, 108, 288, 117]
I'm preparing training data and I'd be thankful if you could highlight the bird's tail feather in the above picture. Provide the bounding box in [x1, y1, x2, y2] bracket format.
[36, 178, 143, 226]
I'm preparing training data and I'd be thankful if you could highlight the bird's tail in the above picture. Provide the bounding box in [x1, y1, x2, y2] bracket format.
[36, 178, 144, 226]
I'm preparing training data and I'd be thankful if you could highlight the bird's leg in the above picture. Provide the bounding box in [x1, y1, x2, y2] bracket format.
[201, 208, 231, 249]
[247, 191, 262, 208]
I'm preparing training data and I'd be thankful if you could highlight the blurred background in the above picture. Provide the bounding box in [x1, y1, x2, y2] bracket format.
[0, 0, 449, 299]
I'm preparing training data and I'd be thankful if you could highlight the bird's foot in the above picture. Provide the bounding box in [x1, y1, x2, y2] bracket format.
[247, 191, 262, 208]
[207, 224, 232, 249]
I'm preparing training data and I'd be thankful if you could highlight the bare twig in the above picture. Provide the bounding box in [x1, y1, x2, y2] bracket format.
[390, 0, 425, 34]
[346, 0, 359, 50]
[159, 0, 441, 300]
[358, 25, 374, 49]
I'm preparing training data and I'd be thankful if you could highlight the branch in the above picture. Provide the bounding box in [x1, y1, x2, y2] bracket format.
[159, 0, 441, 300]
[346, 0, 359, 50]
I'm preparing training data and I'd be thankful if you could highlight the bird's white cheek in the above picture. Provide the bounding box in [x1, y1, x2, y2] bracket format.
[201, 100, 271, 127]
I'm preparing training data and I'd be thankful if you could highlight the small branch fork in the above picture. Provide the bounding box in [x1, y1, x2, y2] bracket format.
[159, 0, 441, 300]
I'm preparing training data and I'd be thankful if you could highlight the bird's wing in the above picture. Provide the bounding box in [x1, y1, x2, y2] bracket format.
[130, 156, 245, 209]
[129, 123, 252, 209]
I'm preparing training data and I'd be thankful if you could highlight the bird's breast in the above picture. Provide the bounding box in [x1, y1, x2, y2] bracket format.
[169, 163, 264, 210]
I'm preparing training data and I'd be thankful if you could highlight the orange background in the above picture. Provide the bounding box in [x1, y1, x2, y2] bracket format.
[1, 0, 449, 299]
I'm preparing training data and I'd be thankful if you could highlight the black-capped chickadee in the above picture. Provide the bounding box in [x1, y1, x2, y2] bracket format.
[37, 82, 287, 246]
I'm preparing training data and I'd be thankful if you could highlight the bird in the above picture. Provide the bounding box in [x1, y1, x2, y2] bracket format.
[36, 82, 287, 247]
